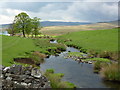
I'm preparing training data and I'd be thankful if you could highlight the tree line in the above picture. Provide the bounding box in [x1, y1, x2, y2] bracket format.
[7, 12, 41, 37]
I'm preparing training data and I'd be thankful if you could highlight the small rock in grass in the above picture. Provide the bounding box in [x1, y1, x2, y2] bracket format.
[88, 61, 92, 64]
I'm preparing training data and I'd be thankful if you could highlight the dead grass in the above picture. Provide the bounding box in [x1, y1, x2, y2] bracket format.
[33, 51, 46, 59]
[100, 63, 120, 81]
[40, 23, 117, 36]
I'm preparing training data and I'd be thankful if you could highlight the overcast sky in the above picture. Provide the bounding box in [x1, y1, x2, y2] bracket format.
[0, 0, 119, 24]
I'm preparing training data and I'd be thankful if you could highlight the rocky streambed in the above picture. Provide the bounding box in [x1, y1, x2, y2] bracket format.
[0, 65, 51, 89]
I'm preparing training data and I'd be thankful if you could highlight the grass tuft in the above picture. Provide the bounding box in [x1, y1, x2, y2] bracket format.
[100, 63, 120, 81]
[44, 69, 76, 88]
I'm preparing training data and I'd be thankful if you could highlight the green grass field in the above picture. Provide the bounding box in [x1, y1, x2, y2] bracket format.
[2, 35, 65, 66]
[57, 28, 118, 52]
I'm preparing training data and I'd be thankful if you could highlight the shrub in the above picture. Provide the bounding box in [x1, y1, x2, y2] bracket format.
[87, 50, 99, 57]
[29, 52, 45, 64]
[33, 51, 46, 59]
[98, 51, 119, 61]
[100, 63, 120, 81]
[94, 61, 102, 73]
[93, 60, 109, 73]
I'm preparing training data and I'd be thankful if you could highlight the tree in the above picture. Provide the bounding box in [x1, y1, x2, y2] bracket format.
[6, 24, 15, 36]
[6, 23, 19, 36]
[25, 18, 32, 37]
[31, 17, 40, 37]
[13, 12, 31, 37]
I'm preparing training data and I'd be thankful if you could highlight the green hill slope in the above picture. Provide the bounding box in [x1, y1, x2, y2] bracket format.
[57, 28, 118, 52]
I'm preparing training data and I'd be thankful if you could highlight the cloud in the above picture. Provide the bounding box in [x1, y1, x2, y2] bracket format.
[0, 2, 118, 24]
[0, 0, 119, 2]
[30, 2, 118, 22]
[0, 8, 27, 24]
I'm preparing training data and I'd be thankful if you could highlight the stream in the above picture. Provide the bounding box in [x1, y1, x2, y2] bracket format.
[40, 40, 120, 88]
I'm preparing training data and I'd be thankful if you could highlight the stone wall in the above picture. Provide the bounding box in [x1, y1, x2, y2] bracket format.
[0, 65, 51, 89]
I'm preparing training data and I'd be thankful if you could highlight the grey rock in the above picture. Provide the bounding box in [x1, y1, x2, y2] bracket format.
[11, 75, 20, 81]
[19, 75, 28, 82]
[24, 78, 32, 84]
[24, 70, 31, 75]
[21, 82, 28, 86]
[31, 68, 41, 78]
[13, 82, 26, 88]
[32, 84, 41, 88]
[0, 65, 5, 70]
[42, 76, 48, 82]
[9, 65, 22, 74]
[88, 61, 92, 64]
[6, 76, 12, 81]
[0, 74, 4, 79]
[3, 67, 10, 73]
[5, 73, 12, 77]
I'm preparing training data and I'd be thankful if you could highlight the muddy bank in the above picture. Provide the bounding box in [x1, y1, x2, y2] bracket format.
[14, 58, 41, 66]
[14, 58, 35, 65]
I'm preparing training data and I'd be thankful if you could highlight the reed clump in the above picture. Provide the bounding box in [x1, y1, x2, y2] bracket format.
[100, 63, 120, 82]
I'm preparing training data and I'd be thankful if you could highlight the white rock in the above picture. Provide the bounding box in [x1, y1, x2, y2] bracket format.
[28, 83, 31, 86]
[21, 82, 28, 86]
[88, 61, 92, 64]
[31, 68, 42, 78]
[3, 67, 10, 71]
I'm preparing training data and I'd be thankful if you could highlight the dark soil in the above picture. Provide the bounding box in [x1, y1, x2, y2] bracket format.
[14, 58, 35, 65]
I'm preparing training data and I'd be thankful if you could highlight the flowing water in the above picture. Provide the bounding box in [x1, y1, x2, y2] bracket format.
[40, 41, 120, 88]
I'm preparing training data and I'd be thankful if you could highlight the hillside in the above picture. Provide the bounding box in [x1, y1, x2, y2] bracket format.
[41, 22, 118, 36]
[57, 28, 118, 52]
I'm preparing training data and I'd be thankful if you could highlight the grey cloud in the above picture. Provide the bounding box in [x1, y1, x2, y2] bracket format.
[31, 2, 118, 22]
[3, 2, 72, 12]
[0, 2, 118, 24]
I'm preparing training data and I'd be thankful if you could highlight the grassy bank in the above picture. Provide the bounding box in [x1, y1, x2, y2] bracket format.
[2, 35, 65, 66]
[44, 69, 76, 88]
[57, 28, 118, 60]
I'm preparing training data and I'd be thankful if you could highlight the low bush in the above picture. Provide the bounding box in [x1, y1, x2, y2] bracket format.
[97, 51, 118, 60]
[29, 52, 45, 64]
[100, 63, 120, 81]
[93, 61, 108, 73]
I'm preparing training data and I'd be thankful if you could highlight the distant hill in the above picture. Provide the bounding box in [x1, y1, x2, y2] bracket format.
[108, 20, 120, 25]
[0, 21, 91, 29]
[41, 21, 118, 36]
[40, 21, 91, 27]
[98, 20, 119, 26]
[0, 24, 11, 29]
